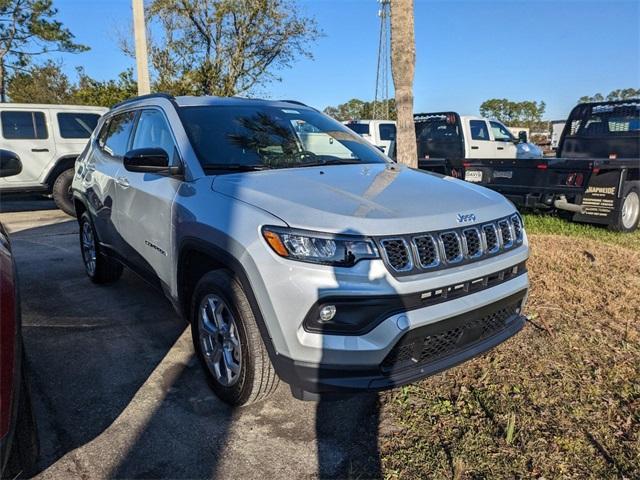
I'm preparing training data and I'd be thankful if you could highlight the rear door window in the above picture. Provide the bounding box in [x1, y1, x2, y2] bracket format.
[345, 123, 370, 135]
[100, 111, 136, 157]
[469, 120, 490, 141]
[1, 111, 48, 139]
[57, 112, 101, 138]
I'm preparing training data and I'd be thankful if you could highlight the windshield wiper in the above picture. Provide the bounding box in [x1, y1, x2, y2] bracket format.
[203, 164, 271, 172]
[294, 158, 364, 168]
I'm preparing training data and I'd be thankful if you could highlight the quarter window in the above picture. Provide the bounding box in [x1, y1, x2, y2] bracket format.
[57, 112, 101, 139]
[1, 111, 48, 139]
[101, 111, 136, 157]
[469, 120, 490, 141]
[131, 109, 177, 161]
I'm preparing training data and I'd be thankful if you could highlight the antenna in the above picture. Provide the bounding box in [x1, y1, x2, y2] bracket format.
[373, 0, 391, 120]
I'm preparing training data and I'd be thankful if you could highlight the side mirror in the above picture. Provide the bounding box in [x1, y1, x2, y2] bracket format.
[518, 131, 528, 144]
[0, 150, 22, 178]
[123, 148, 180, 175]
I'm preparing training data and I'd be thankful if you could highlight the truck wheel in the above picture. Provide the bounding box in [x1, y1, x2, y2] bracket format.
[609, 185, 639, 233]
[191, 270, 279, 406]
[52, 168, 76, 216]
[79, 212, 123, 284]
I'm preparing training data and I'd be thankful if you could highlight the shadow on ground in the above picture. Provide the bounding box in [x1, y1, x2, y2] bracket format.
[12, 219, 383, 479]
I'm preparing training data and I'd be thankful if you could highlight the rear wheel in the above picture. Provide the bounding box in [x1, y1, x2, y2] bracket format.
[79, 212, 123, 284]
[609, 185, 639, 233]
[52, 168, 75, 216]
[191, 270, 279, 406]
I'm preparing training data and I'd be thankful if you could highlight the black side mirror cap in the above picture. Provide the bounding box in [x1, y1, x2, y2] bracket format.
[0, 150, 23, 178]
[123, 148, 181, 175]
[518, 131, 528, 143]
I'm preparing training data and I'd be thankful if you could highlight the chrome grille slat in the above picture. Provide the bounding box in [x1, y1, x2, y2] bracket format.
[378, 214, 524, 276]
[413, 235, 440, 268]
[380, 238, 413, 272]
[462, 228, 482, 258]
[439, 231, 463, 264]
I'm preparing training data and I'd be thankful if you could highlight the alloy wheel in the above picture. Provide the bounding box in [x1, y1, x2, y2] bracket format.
[198, 294, 242, 387]
[81, 221, 96, 276]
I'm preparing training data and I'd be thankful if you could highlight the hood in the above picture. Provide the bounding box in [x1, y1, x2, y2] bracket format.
[211, 164, 514, 235]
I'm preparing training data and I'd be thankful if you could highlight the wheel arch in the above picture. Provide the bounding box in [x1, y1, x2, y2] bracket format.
[44, 155, 77, 189]
[176, 238, 279, 363]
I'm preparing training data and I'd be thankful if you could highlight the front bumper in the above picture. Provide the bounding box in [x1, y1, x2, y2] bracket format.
[273, 289, 527, 397]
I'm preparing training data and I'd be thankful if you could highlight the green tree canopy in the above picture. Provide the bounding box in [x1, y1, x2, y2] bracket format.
[0, 0, 88, 101]
[323, 98, 397, 121]
[122, 0, 320, 97]
[6, 61, 137, 107]
[7, 59, 72, 103]
[479, 98, 546, 130]
[579, 88, 640, 103]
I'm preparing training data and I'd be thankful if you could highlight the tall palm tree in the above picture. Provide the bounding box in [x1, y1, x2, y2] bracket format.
[390, 0, 417, 168]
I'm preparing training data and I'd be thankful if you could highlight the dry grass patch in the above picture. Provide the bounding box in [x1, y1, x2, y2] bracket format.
[379, 234, 640, 479]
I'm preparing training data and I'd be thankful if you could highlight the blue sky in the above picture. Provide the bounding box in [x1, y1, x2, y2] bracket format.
[54, 0, 639, 119]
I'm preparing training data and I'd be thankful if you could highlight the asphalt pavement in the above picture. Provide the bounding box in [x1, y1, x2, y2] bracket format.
[0, 196, 383, 479]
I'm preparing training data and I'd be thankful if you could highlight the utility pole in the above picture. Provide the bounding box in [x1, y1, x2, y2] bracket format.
[132, 0, 151, 95]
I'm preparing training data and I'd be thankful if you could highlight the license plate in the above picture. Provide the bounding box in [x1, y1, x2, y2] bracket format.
[465, 170, 483, 183]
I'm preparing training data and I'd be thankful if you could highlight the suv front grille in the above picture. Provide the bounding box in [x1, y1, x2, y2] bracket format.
[378, 214, 524, 276]
[381, 299, 521, 372]
[380, 238, 412, 272]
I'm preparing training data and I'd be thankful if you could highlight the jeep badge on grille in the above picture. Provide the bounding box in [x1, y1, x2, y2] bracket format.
[457, 213, 476, 223]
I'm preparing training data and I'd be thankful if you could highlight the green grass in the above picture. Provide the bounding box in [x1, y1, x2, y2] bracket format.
[522, 213, 640, 250]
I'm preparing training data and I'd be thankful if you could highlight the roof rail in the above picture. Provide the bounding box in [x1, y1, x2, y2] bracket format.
[111, 92, 175, 110]
[279, 99, 308, 107]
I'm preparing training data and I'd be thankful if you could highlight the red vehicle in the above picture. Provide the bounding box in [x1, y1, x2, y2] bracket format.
[0, 150, 38, 477]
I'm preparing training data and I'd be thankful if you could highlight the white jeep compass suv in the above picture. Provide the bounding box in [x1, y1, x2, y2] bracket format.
[72, 94, 530, 406]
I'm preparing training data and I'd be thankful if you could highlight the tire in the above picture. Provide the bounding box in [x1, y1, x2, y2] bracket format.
[3, 361, 39, 479]
[609, 185, 639, 233]
[52, 168, 76, 216]
[79, 212, 123, 284]
[191, 270, 279, 406]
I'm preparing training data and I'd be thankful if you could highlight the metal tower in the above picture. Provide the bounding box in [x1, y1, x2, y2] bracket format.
[373, 0, 391, 120]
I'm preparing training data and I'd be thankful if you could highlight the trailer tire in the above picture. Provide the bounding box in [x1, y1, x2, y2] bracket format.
[609, 184, 639, 233]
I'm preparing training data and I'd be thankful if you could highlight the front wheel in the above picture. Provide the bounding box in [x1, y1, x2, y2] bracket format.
[52, 168, 76, 216]
[79, 212, 123, 284]
[609, 186, 639, 233]
[191, 270, 279, 406]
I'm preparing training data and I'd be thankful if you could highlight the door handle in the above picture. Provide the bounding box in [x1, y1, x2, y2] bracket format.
[116, 176, 130, 188]
[497, 146, 504, 150]
[471, 146, 479, 150]
[31, 148, 49, 152]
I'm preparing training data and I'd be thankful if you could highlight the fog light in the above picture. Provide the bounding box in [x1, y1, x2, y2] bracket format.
[319, 305, 337, 322]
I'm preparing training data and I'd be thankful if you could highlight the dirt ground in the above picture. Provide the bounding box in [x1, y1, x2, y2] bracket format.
[379, 234, 640, 479]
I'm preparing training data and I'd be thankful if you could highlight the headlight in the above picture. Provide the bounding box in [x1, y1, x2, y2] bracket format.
[262, 226, 379, 266]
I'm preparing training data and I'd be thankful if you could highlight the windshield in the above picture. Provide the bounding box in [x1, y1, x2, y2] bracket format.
[179, 106, 389, 170]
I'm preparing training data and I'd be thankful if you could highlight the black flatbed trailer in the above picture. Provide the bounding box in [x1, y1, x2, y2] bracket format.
[418, 100, 640, 232]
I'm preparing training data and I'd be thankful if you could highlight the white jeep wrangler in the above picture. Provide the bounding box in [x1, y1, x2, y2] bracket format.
[0, 104, 107, 215]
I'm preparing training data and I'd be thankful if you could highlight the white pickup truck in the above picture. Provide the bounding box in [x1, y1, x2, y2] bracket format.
[343, 119, 397, 155]
[414, 112, 542, 160]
